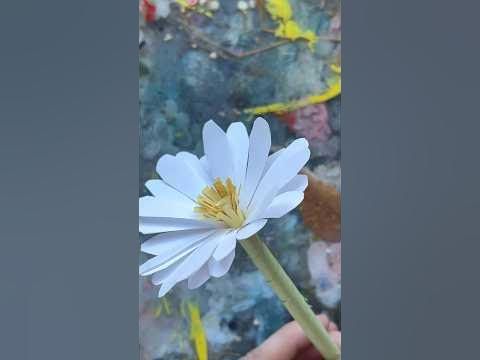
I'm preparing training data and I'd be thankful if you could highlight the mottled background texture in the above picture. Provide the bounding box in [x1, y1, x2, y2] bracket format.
[139, 0, 341, 358]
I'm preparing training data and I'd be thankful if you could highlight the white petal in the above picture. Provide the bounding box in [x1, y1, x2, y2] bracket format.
[236, 219, 268, 240]
[200, 155, 210, 174]
[226, 122, 249, 188]
[176, 152, 212, 184]
[240, 118, 271, 208]
[203, 120, 234, 181]
[263, 148, 285, 175]
[261, 191, 304, 218]
[247, 139, 310, 220]
[141, 228, 216, 255]
[139, 217, 216, 234]
[157, 234, 221, 297]
[151, 260, 183, 285]
[208, 250, 235, 278]
[212, 231, 237, 261]
[279, 175, 308, 193]
[156, 154, 207, 200]
[140, 245, 198, 277]
[145, 179, 196, 206]
[139, 196, 197, 219]
[140, 230, 217, 276]
[188, 264, 210, 289]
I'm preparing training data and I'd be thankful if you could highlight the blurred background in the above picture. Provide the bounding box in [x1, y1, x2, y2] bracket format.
[139, 0, 341, 358]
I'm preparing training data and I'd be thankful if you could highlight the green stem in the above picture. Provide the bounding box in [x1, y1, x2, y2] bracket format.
[240, 235, 341, 360]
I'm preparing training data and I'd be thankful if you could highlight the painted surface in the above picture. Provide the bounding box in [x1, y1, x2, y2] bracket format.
[139, 0, 341, 358]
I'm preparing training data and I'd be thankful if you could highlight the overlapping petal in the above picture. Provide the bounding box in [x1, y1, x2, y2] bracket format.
[141, 229, 216, 255]
[212, 230, 237, 261]
[208, 250, 235, 278]
[239, 118, 271, 209]
[247, 138, 310, 222]
[176, 152, 212, 184]
[139, 217, 216, 235]
[139, 196, 197, 219]
[262, 191, 304, 219]
[156, 154, 207, 200]
[187, 264, 210, 289]
[236, 219, 268, 240]
[157, 233, 221, 297]
[226, 122, 249, 188]
[279, 174, 308, 194]
[203, 120, 234, 181]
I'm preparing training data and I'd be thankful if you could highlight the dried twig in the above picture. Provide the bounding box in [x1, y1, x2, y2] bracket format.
[167, 16, 290, 59]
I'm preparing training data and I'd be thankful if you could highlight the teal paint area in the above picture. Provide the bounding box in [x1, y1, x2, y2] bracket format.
[139, 1, 341, 358]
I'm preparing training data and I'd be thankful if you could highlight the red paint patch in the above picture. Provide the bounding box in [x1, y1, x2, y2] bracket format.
[141, 0, 157, 22]
[280, 104, 332, 142]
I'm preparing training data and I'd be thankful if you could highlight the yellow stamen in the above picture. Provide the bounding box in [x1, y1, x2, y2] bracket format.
[195, 178, 246, 228]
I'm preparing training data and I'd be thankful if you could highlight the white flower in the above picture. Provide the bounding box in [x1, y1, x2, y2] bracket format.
[139, 118, 310, 297]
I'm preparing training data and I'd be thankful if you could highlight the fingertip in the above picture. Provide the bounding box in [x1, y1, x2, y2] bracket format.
[328, 321, 338, 331]
[317, 314, 330, 327]
[317, 313, 339, 331]
[330, 330, 341, 348]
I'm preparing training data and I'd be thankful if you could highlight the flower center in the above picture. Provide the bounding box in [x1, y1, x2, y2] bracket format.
[195, 177, 246, 228]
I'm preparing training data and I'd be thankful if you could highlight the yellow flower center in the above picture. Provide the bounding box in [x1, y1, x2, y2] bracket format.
[195, 177, 246, 228]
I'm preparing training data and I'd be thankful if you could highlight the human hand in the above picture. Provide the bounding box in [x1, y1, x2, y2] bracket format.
[241, 314, 341, 360]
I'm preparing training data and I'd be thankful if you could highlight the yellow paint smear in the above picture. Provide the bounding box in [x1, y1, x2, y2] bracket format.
[180, 299, 188, 318]
[330, 64, 341, 74]
[266, 0, 293, 20]
[244, 81, 341, 115]
[153, 304, 162, 318]
[188, 302, 208, 360]
[162, 298, 172, 315]
[265, 0, 317, 50]
[153, 298, 172, 318]
[176, 0, 213, 17]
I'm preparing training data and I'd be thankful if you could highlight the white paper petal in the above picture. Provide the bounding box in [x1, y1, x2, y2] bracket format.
[226, 122, 249, 188]
[151, 260, 183, 285]
[203, 120, 234, 181]
[240, 118, 271, 208]
[248, 139, 309, 220]
[156, 154, 207, 200]
[141, 228, 216, 255]
[139, 217, 216, 234]
[200, 155, 210, 174]
[212, 231, 237, 261]
[188, 264, 210, 289]
[145, 179, 196, 206]
[139, 196, 197, 219]
[157, 234, 221, 297]
[140, 245, 198, 277]
[158, 281, 176, 298]
[279, 175, 308, 193]
[236, 219, 268, 240]
[208, 250, 235, 278]
[261, 191, 304, 218]
[176, 152, 212, 184]
[263, 148, 285, 175]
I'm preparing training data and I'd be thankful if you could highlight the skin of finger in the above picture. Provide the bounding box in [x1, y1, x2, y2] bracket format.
[297, 330, 341, 360]
[327, 319, 338, 332]
[329, 330, 341, 348]
[298, 345, 324, 360]
[242, 315, 331, 360]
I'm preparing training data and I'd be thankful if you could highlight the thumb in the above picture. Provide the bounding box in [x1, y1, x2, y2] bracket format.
[242, 314, 332, 360]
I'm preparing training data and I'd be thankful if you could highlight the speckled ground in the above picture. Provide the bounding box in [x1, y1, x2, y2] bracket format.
[139, 1, 341, 358]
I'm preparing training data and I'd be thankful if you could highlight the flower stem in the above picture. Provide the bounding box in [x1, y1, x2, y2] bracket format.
[240, 235, 341, 360]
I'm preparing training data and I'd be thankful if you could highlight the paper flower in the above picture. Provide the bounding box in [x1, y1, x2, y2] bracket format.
[139, 118, 310, 297]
